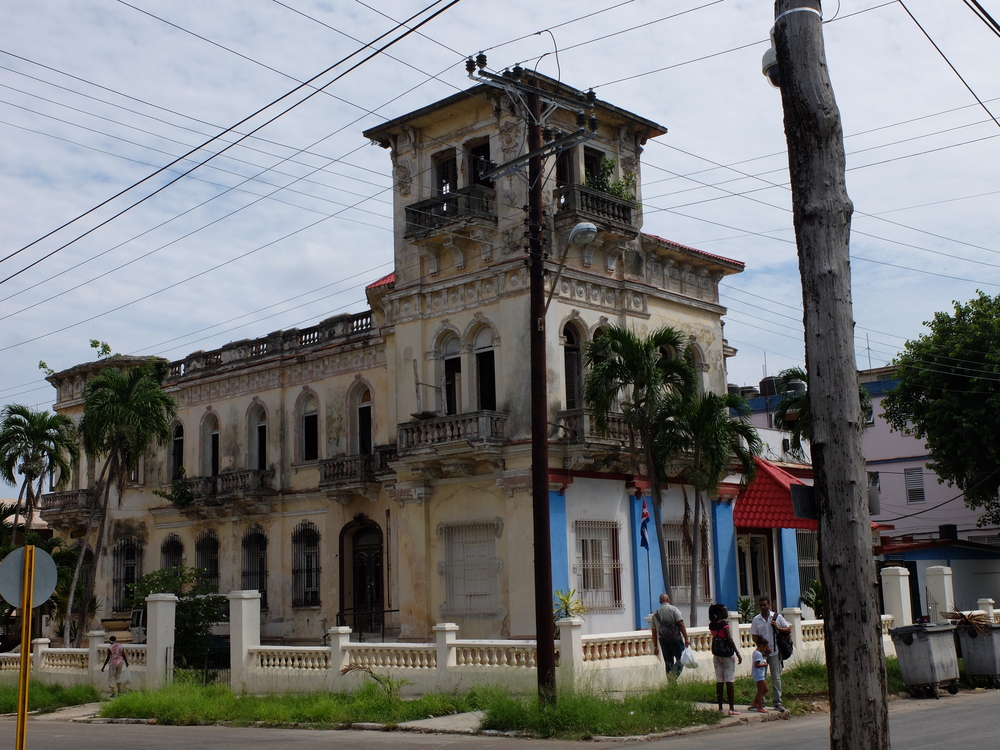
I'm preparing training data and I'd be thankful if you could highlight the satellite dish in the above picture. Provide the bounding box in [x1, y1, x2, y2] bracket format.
[0, 547, 58, 609]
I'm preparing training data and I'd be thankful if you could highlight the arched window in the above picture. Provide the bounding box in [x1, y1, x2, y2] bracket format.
[242, 525, 268, 608]
[248, 404, 267, 470]
[292, 521, 321, 607]
[299, 394, 319, 462]
[161, 534, 184, 569]
[563, 325, 583, 410]
[441, 335, 461, 415]
[112, 536, 143, 612]
[201, 414, 220, 477]
[473, 327, 496, 411]
[354, 387, 373, 456]
[196, 530, 220, 590]
[170, 423, 184, 480]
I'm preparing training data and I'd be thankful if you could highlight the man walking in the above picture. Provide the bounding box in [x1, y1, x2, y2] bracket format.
[651, 593, 690, 677]
[749, 596, 790, 711]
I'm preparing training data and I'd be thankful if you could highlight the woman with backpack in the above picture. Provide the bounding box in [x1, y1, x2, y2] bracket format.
[708, 603, 743, 715]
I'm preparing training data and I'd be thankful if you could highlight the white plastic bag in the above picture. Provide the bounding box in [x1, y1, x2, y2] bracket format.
[680, 646, 699, 669]
[122, 666, 132, 685]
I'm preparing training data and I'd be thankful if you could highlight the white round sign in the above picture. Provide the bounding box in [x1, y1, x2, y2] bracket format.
[0, 547, 59, 609]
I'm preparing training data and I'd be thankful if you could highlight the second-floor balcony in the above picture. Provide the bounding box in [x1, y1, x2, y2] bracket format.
[554, 184, 636, 237]
[319, 445, 397, 487]
[558, 409, 634, 446]
[39, 488, 99, 531]
[187, 469, 275, 505]
[404, 185, 497, 239]
[398, 411, 506, 456]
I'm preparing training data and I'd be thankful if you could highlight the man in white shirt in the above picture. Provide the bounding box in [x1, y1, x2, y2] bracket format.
[749, 596, 790, 711]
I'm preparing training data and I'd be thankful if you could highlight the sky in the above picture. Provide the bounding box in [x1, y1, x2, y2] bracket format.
[2, 0, 999, 434]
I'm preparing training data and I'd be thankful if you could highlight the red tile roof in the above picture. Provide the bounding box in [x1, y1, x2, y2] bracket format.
[733, 457, 817, 530]
[366, 272, 395, 290]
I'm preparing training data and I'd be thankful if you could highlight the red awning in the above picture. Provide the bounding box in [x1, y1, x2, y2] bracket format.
[733, 457, 817, 530]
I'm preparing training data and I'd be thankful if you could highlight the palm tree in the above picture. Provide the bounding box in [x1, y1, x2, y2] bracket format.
[583, 325, 695, 597]
[64, 361, 175, 646]
[655, 391, 762, 626]
[0, 404, 79, 541]
[772, 366, 872, 453]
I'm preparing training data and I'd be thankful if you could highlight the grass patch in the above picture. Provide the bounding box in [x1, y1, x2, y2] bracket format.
[0, 681, 100, 713]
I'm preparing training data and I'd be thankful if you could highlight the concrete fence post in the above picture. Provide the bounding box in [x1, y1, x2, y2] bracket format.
[555, 617, 584, 689]
[328, 626, 352, 673]
[32, 638, 50, 673]
[145, 593, 178, 690]
[228, 590, 261, 692]
[977, 598, 995, 621]
[925, 566, 954, 622]
[433, 623, 459, 675]
[880, 565, 913, 627]
[781, 607, 803, 656]
[88, 630, 106, 688]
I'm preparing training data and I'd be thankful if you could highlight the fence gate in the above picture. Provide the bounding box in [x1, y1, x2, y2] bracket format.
[169, 636, 231, 686]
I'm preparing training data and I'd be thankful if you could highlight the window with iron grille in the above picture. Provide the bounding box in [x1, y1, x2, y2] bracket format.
[904, 467, 925, 504]
[440, 520, 501, 616]
[196, 530, 220, 590]
[663, 523, 712, 604]
[796, 529, 820, 589]
[574, 519, 623, 610]
[292, 521, 321, 606]
[241, 525, 268, 609]
[161, 534, 183, 569]
[112, 536, 143, 612]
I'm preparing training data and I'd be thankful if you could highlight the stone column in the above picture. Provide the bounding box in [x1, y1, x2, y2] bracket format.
[31, 638, 50, 673]
[781, 607, 803, 656]
[228, 590, 261, 691]
[327, 626, 352, 672]
[88, 630, 106, 689]
[145, 593, 178, 690]
[433, 622, 459, 676]
[880, 566, 913, 627]
[925, 566, 954, 622]
[977, 598, 995, 621]
[555, 617, 584, 689]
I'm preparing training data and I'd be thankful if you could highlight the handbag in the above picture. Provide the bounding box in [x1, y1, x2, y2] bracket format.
[772, 618, 794, 660]
[711, 626, 735, 658]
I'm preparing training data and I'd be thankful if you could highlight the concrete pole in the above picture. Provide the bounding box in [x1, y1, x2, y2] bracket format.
[145, 593, 178, 689]
[228, 590, 261, 692]
[880, 566, 913, 627]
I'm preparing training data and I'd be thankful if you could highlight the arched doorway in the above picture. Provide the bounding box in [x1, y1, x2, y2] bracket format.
[340, 516, 383, 635]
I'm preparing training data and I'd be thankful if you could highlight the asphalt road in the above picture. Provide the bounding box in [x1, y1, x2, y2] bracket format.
[3, 689, 997, 749]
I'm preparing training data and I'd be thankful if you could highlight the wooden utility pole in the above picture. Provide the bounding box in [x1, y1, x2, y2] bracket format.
[772, 1, 889, 748]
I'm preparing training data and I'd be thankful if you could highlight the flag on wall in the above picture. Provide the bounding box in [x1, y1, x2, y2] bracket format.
[640, 497, 650, 550]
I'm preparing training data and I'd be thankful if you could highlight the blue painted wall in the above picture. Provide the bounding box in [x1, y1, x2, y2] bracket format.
[778, 528, 800, 609]
[550, 490, 570, 593]
[712, 501, 739, 608]
[631, 494, 663, 628]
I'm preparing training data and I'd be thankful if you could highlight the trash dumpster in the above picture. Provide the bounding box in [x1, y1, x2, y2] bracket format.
[890, 622, 959, 699]
[956, 622, 1000, 689]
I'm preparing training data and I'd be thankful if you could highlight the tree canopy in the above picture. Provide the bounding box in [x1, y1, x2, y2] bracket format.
[882, 291, 1000, 524]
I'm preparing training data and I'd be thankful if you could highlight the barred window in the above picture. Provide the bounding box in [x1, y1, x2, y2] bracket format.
[440, 520, 502, 616]
[574, 519, 623, 610]
[292, 521, 321, 607]
[196, 530, 220, 590]
[796, 529, 820, 589]
[242, 525, 268, 609]
[112, 536, 143, 612]
[663, 524, 711, 604]
[161, 534, 183, 569]
[905, 468, 925, 504]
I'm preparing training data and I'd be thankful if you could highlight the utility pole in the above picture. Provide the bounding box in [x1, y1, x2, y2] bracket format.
[770, 1, 889, 748]
[470, 56, 597, 706]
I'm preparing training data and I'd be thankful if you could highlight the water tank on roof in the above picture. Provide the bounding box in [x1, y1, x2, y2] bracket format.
[759, 376, 779, 397]
[785, 379, 806, 393]
[739, 386, 760, 399]
[728, 383, 741, 395]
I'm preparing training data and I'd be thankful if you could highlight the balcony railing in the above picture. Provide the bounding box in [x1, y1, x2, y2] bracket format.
[320, 445, 397, 487]
[404, 185, 497, 237]
[554, 184, 636, 234]
[39, 489, 98, 512]
[398, 411, 506, 453]
[188, 469, 275, 501]
[557, 409, 633, 444]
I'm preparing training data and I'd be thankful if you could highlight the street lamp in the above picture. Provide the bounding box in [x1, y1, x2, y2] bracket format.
[544, 222, 598, 317]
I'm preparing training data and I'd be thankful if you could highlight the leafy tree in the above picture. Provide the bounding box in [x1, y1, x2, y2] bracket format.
[583, 325, 695, 598]
[0, 404, 79, 539]
[771, 366, 871, 454]
[122, 567, 227, 653]
[882, 291, 1000, 524]
[64, 361, 175, 646]
[654, 391, 761, 626]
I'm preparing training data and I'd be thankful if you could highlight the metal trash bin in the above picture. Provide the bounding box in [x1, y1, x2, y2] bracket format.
[890, 622, 959, 699]
[956, 622, 1000, 689]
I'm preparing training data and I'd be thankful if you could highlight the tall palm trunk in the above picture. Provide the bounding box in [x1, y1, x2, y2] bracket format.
[644, 436, 671, 598]
[74, 475, 114, 647]
[10, 479, 27, 546]
[64, 459, 110, 647]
